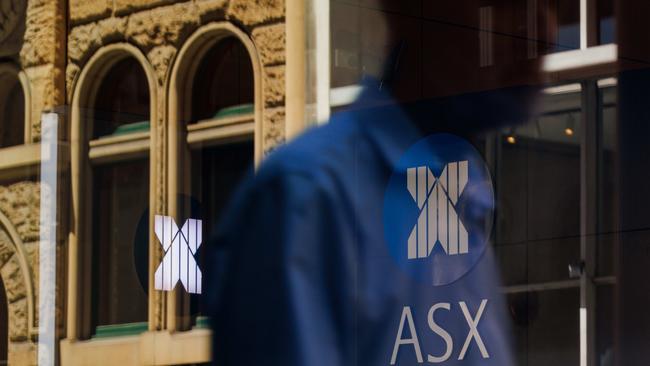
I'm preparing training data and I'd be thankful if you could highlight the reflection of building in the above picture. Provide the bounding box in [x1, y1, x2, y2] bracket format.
[1, 0, 648, 365]
[0, 0, 291, 364]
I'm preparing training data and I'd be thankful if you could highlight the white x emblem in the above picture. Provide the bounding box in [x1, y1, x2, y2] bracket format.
[407, 161, 469, 259]
[154, 215, 203, 294]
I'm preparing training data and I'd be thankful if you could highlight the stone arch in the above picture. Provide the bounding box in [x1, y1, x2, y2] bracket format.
[168, 21, 264, 163]
[0, 209, 35, 343]
[68, 43, 159, 340]
[0, 63, 32, 143]
[70, 43, 158, 133]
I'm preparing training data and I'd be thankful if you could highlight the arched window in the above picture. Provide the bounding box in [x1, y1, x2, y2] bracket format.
[0, 72, 25, 148]
[171, 31, 257, 330]
[92, 58, 150, 138]
[86, 57, 150, 334]
[190, 37, 254, 122]
[187, 36, 254, 328]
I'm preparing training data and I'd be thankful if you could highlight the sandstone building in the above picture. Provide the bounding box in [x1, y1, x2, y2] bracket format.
[0, 0, 299, 364]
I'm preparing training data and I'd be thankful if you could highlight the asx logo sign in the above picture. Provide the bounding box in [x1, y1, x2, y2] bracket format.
[154, 215, 203, 294]
[383, 134, 495, 286]
[390, 300, 490, 364]
[406, 161, 469, 259]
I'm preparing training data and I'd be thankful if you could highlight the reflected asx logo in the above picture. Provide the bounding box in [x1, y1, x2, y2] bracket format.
[383, 134, 495, 286]
[154, 215, 203, 294]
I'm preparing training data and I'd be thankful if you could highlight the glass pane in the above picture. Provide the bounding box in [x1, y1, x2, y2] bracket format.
[0, 0, 640, 364]
[598, 0, 616, 44]
[92, 160, 149, 327]
[496, 88, 582, 284]
[190, 37, 254, 123]
[596, 284, 615, 365]
[497, 237, 582, 285]
[0, 73, 24, 148]
[187, 141, 253, 324]
[553, 0, 580, 52]
[597, 84, 617, 276]
[330, 1, 361, 88]
[508, 288, 580, 366]
[92, 58, 150, 139]
[180, 34, 257, 328]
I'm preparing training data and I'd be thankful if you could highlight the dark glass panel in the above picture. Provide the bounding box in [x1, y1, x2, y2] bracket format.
[92, 160, 150, 327]
[93, 58, 150, 138]
[0, 75, 24, 148]
[191, 38, 254, 122]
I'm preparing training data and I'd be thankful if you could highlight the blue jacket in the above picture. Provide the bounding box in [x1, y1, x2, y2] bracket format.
[207, 84, 516, 366]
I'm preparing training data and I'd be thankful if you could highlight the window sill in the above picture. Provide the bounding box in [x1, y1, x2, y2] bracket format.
[0, 143, 69, 180]
[92, 322, 148, 339]
[88, 131, 150, 164]
[60, 328, 212, 366]
[543, 44, 618, 80]
[187, 113, 254, 148]
[0, 144, 41, 170]
[193, 316, 210, 329]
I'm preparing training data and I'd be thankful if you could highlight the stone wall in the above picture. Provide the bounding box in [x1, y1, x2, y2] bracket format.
[0, 0, 66, 141]
[0, 0, 66, 363]
[0, 182, 41, 365]
[66, 0, 287, 154]
[20, 0, 66, 141]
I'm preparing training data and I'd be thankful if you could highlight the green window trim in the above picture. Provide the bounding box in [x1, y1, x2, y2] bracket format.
[93, 322, 148, 339]
[110, 120, 151, 136]
[213, 103, 254, 119]
[193, 316, 210, 329]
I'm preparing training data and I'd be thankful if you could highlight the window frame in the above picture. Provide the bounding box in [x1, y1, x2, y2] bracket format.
[0, 63, 36, 180]
[327, 0, 618, 108]
[68, 43, 158, 341]
[167, 22, 262, 332]
[490, 77, 618, 366]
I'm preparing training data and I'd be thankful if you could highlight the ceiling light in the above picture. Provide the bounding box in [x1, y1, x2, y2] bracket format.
[565, 113, 576, 136]
[505, 128, 516, 144]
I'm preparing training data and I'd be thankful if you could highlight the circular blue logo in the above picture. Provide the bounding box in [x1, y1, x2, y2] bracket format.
[383, 133, 495, 286]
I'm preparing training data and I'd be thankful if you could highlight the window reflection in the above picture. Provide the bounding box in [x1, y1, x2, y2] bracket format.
[329, 0, 588, 103]
[190, 37, 254, 123]
[596, 284, 615, 366]
[508, 288, 580, 366]
[553, 0, 580, 52]
[598, 0, 615, 44]
[92, 161, 149, 327]
[0, 73, 24, 148]
[188, 141, 253, 323]
[88, 57, 151, 331]
[178, 35, 256, 328]
[597, 84, 617, 277]
[93, 58, 150, 139]
[497, 88, 582, 284]
[495, 81, 619, 365]
[496, 87, 582, 364]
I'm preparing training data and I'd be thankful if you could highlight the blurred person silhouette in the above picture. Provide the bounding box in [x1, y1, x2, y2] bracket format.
[207, 1, 555, 365]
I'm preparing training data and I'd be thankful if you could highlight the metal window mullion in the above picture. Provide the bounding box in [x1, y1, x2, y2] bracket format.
[581, 0, 599, 48]
[580, 80, 599, 366]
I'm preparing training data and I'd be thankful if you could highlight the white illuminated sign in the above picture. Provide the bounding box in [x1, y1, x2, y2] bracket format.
[406, 161, 469, 259]
[390, 300, 490, 364]
[154, 215, 203, 294]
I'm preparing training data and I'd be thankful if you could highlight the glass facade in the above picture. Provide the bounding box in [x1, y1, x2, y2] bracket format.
[0, 0, 649, 365]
